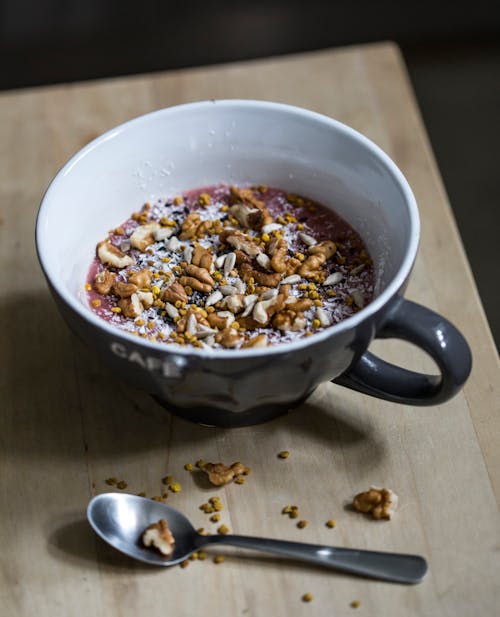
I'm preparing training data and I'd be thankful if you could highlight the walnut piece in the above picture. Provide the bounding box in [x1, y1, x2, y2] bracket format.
[241, 333, 268, 348]
[113, 280, 138, 298]
[142, 519, 175, 556]
[128, 268, 153, 288]
[161, 281, 188, 304]
[192, 244, 214, 271]
[130, 222, 161, 251]
[214, 327, 243, 348]
[298, 240, 337, 279]
[229, 185, 273, 227]
[118, 293, 144, 318]
[204, 462, 247, 486]
[272, 309, 307, 332]
[93, 270, 116, 295]
[179, 213, 212, 240]
[223, 231, 263, 257]
[97, 241, 134, 269]
[352, 487, 398, 520]
[268, 237, 288, 273]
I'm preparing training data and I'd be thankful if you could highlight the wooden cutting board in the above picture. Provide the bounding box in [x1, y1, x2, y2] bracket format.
[1, 42, 499, 617]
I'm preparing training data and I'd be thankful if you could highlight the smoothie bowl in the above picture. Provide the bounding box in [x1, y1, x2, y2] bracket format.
[36, 100, 472, 426]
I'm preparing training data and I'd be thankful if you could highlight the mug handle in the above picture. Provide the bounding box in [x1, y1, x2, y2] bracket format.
[332, 298, 472, 405]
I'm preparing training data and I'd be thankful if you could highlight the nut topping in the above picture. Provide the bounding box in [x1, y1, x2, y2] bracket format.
[130, 222, 161, 251]
[93, 270, 116, 295]
[88, 184, 374, 350]
[97, 241, 134, 269]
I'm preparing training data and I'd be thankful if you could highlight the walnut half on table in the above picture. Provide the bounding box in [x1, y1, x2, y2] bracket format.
[352, 487, 398, 520]
[142, 519, 175, 556]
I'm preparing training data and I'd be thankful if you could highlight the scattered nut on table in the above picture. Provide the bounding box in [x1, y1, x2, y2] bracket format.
[203, 461, 247, 486]
[352, 487, 398, 520]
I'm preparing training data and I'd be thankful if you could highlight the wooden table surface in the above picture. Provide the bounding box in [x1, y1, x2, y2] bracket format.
[1, 42, 499, 617]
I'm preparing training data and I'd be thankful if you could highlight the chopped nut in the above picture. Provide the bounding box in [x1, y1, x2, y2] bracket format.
[105, 477, 117, 486]
[179, 212, 200, 239]
[179, 560, 190, 568]
[241, 333, 268, 348]
[326, 519, 336, 528]
[137, 291, 154, 309]
[229, 185, 273, 227]
[223, 230, 263, 257]
[297, 520, 308, 529]
[113, 280, 138, 298]
[168, 482, 182, 493]
[130, 222, 161, 251]
[278, 451, 290, 459]
[142, 519, 175, 556]
[93, 270, 116, 294]
[203, 461, 247, 485]
[352, 487, 398, 520]
[161, 281, 188, 305]
[268, 237, 288, 273]
[128, 268, 153, 288]
[192, 244, 214, 270]
[350, 600, 361, 609]
[97, 241, 134, 269]
[302, 593, 313, 603]
[118, 293, 144, 318]
[272, 309, 306, 332]
[213, 554, 225, 564]
[214, 327, 243, 348]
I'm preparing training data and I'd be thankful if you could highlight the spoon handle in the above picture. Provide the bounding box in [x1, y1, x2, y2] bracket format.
[199, 534, 427, 584]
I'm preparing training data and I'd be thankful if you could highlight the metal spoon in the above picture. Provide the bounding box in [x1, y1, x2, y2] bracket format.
[87, 493, 427, 584]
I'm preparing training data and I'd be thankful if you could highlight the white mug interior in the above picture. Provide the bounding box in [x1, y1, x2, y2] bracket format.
[37, 100, 419, 354]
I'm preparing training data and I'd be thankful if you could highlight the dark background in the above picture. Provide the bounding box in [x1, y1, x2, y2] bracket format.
[2, 0, 499, 349]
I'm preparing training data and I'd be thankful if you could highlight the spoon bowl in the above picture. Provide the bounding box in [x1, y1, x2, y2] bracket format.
[88, 493, 428, 583]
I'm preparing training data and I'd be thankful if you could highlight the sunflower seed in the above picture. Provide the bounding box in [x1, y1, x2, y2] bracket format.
[298, 232, 317, 246]
[164, 302, 179, 319]
[281, 274, 301, 285]
[256, 253, 272, 270]
[350, 263, 366, 276]
[215, 254, 226, 269]
[205, 290, 223, 306]
[183, 245, 194, 264]
[234, 278, 245, 294]
[186, 313, 198, 336]
[323, 272, 343, 286]
[261, 288, 278, 300]
[223, 252, 236, 276]
[167, 236, 180, 251]
[351, 290, 365, 308]
[316, 307, 332, 327]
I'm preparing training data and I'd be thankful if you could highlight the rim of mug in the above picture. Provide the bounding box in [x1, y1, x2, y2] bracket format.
[36, 99, 420, 359]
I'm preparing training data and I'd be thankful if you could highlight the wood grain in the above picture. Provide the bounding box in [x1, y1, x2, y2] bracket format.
[1, 42, 499, 617]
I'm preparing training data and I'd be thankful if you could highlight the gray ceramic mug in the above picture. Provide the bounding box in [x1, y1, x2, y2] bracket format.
[36, 101, 472, 426]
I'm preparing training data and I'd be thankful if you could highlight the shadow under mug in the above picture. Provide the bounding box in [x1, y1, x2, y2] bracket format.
[36, 100, 472, 427]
